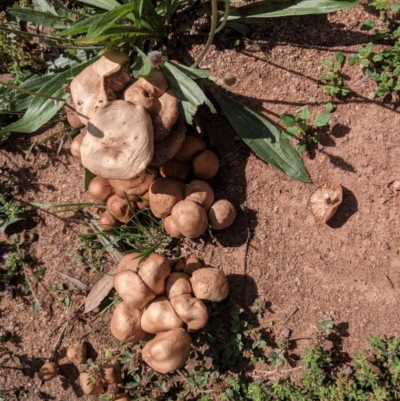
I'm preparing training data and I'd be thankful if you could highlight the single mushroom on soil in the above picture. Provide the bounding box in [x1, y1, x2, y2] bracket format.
[309, 182, 343, 223]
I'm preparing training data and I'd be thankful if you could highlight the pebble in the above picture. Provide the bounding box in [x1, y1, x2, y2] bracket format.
[393, 180, 400, 191]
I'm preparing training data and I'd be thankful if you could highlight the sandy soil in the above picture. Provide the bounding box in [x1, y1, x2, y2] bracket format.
[1, 1, 400, 400]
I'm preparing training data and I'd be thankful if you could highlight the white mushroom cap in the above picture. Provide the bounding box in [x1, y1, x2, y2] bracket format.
[80, 100, 154, 180]
[309, 182, 343, 223]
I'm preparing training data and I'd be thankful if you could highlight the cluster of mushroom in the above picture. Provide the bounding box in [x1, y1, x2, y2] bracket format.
[111, 252, 229, 374]
[66, 50, 237, 237]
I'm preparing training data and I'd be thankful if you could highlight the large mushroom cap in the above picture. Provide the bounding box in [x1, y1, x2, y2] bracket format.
[80, 100, 154, 180]
[309, 182, 343, 223]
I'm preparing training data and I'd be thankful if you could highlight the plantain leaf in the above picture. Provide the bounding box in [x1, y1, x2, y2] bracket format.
[131, 47, 152, 77]
[78, 0, 121, 10]
[76, 30, 148, 44]
[0, 56, 99, 135]
[160, 62, 216, 124]
[33, 0, 58, 15]
[211, 87, 310, 182]
[171, 63, 209, 79]
[56, 14, 100, 36]
[86, 3, 133, 39]
[228, 0, 359, 20]
[7, 8, 66, 28]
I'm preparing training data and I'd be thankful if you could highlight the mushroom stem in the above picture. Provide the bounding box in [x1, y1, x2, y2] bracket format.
[323, 192, 331, 204]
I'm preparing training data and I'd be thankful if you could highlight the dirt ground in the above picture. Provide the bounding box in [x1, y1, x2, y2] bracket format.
[1, 1, 400, 400]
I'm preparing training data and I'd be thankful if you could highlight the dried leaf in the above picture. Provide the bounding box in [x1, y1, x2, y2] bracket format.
[55, 270, 88, 291]
[84, 270, 116, 314]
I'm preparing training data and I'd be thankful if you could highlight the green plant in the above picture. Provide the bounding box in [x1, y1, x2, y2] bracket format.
[0, 177, 24, 232]
[320, 51, 351, 97]
[51, 282, 82, 310]
[75, 236, 108, 274]
[281, 106, 332, 154]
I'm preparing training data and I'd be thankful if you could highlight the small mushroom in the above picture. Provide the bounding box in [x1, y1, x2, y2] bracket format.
[107, 195, 134, 223]
[110, 302, 145, 343]
[67, 341, 87, 365]
[190, 267, 229, 302]
[117, 252, 142, 273]
[39, 362, 58, 381]
[70, 132, 84, 163]
[208, 199, 236, 230]
[151, 120, 186, 167]
[149, 177, 185, 218]
[136, 191, 150, 210]
[192, 150, 219, 179]
[151, 90, 179, 141]
[124, 84, 157, 112]
[141, 295, 184, 334]
[138, 253, 171, 295]
[142, 328, 191, 374]
[79, 372, 104, 395]
[80, 100, 154, 180]
[175, 136, 207, 163]
[99, 210, 120, 231]
[159, 159, 191, 182]
[170, 294, 208, 332]
[165, 272, 192, 299]
[65, 96, 84, 129]
[109, 169, 156, 200]
[171, 200, 208, 238]
[185, 180, 214, 210]
[132, 69, 168, 98]
[113, 270, 155, 309]
[163, 215, 182, 238]
[88, 176, 114, 203]
[309, 183, 343, 223]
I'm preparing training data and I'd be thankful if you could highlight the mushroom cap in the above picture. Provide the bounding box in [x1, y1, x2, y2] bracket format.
[110, 301, 146, 343]
[151, 90, 180, 141]
[113, 270, 156, 309]
[190, 267, 229, 302]
[117, 252, 142, 273]
[192, 150, 219, 180]
[100, 359, 122, 385]
[99, 210, 120, 231]
[208, 199, 236, 230]
[107, 194, 134, 223]
[171, 200, 208, 238]
[80, 100, 154, 180]
[138, 253, 171, 295]
[136, 191, 150, 210]
[133, 69, 168, 98]
[141, 295, 184, 334]
[185, 180, 215, 210]
[309, 182, 343, 223]
[142, 328, 191, 374]
[39, 362, 58, 381]
[70, 132, 84, 163]
[149, 177, 185, 218]
[67, 341, 87, 365]
[163, 215, 182, 238]
[109, 168, 156, 199]
[159, 159, 191, 182]
[175, 136, 207, 163]
[165, 272, 192, 299]
[150, 120, 186, 167]
[170, 294, 208, 332]
[123, 84, 157, 112]
[65, 96, 84, 129]
[88, 176, 114, 203]
[79, 372, 104, 395]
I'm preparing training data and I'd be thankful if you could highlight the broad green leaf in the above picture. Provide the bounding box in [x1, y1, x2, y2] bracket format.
[160, 62, 216, 124]
[212, 88, 310, 182]
[7, 8, 66, 28]
[56, 14, 100, 36]
[76, 30, 148, 44]
[78, 0, 121, 10]
[33, 0, 58, 15]
[361, 19, 374, 30]
[348, 54, 360, 65]
[228, 0, 359, 20]
[334, 51, 344, 65]
[0, 56, 99, 135]
[299, 107, 311, 121]
[171, 63, 209, 79]
[325, 102, 335, 112]
[314, 113, 331, 127]
[281, 113, 297, 127]
[86, 4, 133, 39]
[131, 47, 152, 77]
[0, 216, 24, 232]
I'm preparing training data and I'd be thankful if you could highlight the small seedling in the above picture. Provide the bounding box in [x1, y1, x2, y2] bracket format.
[0, 178, 24, 232]
[281, 106, 331, 153]
[320, 51, 351, 97]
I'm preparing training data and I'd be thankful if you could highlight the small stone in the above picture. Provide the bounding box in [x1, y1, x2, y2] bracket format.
[393, 180, 400, 191]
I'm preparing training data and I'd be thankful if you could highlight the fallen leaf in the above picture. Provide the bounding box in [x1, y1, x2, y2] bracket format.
[84, 269, 116, 314]
[55, 270, 88, 292]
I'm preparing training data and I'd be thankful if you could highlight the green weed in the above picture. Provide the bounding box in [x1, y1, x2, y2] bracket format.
[0, 177, 24, 232]
[320, 51, 351, 97]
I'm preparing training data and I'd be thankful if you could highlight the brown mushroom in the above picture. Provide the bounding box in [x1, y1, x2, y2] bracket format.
[138, 253, 171, 295]
[190, 267, 229, 302]
[67, 341, 87, 365]
[185, 256, 203, 275]
[88, 176, 114, 203]
[141, 295, 184, 334]
[109, 169, 156, 200]
[136, 191, 150, 210]
[159, 159, 191, 182]
[171, 200, 208, 238]
[185, 180, 214, 210]
[142, 328, 191, 374]
[165, 272, 192, 299]
[39, 362, 58, 381]
[100, 359, 122, 385]
[80, 100, 154, 180]
[79, 372, 104, 395]
[110, 302, 146, 343]
[175, 136, 207, 163]
[99, 211, 120, 231]
[113, 270, 155, 309]
[123, 84, 157, 112]
[149, 177, 185, 218]
[151, 120, 186, 167]
[170, 294, 208, 332]
[208, 199, 236, 230]
[151, 90, 179, 141]
[132, 69, 168, 98]
[65, 96, 84, 128]
[117, 252, 142, 273]
[192, 150, 219, 179]
[163, 215, 182, 238]
[107, 195, 134, 223]
[309, 183, 343, 223]
[70, 132, 85, 163]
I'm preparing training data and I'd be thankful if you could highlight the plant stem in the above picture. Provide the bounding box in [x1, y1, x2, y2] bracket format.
[21, 262, 40, 314]
[215, 0, 230, 34]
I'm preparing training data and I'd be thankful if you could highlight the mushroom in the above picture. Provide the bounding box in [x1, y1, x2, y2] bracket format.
[136, 191, 150, 210]
[88, 176, 114, 203]
[123, 84, 157, 112]
[132, 69, 168, 98]
[65, 96, 84, 128]
[208, 199, 236, 230]
[151, 120, 186, 167]
[70, 51, 131, 125]
[99, 210, 120, 231]
[185, 180, 214, 210]
[163, 215, 182, 238]
[190, 267, 229, 302]
[109, 168, 156, 200]
[117, 251, 142, 273]
[80, 100, 154, 180]
[67, 341, 87, 365]
[149, 177, 185, 218]
[110, 302, 145, 343]
[309, 183, 343, 223]
[170, 294, 208, 332]
[150, 90, 179, 141]
[113, 270, 155, 309]
[107, 194, 134, 223]
[100, 359, 122, 385]
[70, 132, 84, 163]
[165, 272, 192, 299]
[170, 200, 208, 238]
[192, 150, 219, 179]
[159, 159, 191, 182]
[39, 362, 58, 381]
[141, 295, 184, 334]
[79, 372, 104, 395]
[142, 328, 191, 374]
[175, 136, 207, 163]
[138, 253, 171, 295]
